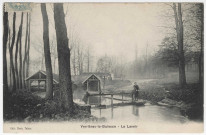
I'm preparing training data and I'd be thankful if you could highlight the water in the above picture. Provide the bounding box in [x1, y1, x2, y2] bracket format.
[91, 103, 188, 124]
[37, 89, 201, 126]
[73, 90, 189, 124]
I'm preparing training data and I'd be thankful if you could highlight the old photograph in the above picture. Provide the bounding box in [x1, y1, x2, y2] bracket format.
[2, 2, 204, 133]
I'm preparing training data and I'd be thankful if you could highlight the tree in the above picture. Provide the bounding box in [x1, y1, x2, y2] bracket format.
[86, 46, 90, 72]
[9, 12, 16, 92]
[26, 13, 31, 78]
[71, 45, 77, 75]
[19, 13, 24, 89]
[23, 13, 29, 88]
[54, 3, 74, 113]
[192, 4, 204, 86]
[173, 3, 186, 87]
[41, 3, 53, 100]
[3, 11, 9, 95]
[14, 12, 24, 89]
[96, 55, 112, 73]
[77, 44, 84, 75]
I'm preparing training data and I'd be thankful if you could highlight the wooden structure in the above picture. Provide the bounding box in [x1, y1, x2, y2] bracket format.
[87, 92, 145, 107]
[25, 70, 59, 91]
[82, 74, 101, 92]
[81, 72, 112, 80]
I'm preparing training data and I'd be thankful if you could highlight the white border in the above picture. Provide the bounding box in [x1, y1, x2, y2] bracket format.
[0, 0, 205, 135]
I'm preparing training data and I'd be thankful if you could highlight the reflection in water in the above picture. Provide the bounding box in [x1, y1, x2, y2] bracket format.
[73, 90, 192, 125]
[132, 106, 139, 116]
[91, 97, 190, 124]
[111, 107, 113, 119]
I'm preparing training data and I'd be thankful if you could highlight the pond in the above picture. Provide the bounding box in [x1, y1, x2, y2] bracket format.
[73, 90, 188, 123]
[87, 96, 203, 132]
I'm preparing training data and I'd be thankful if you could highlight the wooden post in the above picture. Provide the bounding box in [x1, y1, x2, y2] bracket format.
[97, 81, 100, 92]
[28, 80, 31, 92]
[100, 108, 102, 117]
[38, 80, 40, 91]
[86, 95, 89, 104]
[111, 107, 113, 119]
[111, 94, 113, 107]
[44, 80, 46, 90]
[87, 80, 89, 92]
[99, 94, 101, 106]
[132, 93, 134, 102]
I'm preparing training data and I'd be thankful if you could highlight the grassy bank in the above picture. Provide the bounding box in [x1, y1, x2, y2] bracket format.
[3, 90, 104, 122]
[137, 80, 203, 120]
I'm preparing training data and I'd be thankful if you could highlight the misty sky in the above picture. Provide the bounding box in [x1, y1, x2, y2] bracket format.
[31, 3, 167, 61]
[8, 3, 170, 69]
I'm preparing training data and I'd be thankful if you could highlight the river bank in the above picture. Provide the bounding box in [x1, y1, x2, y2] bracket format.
[108, 79, 203, 121]
[138, 81, 203, 121]
[3, 90, 104, 122]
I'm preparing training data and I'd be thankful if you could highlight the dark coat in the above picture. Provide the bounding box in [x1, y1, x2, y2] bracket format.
[133, 84, 139, 97]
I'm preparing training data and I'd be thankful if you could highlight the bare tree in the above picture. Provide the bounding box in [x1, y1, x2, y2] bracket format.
[77, 44, 84, 75]
[197, 4, 204, 86]
[19, 13, 24, 89]
[71, 45, 77, 75]
[87, 46, 90, 72]
[3, 11, 9, 95]
[15, 13, 24, 89]
[9, 12, 16, 92]
[54, 3, 74, 113]
[41, 3, 53, 100]
[26, 13, 31, 78]
[23, 13, 29, 88]
[173, 3, 186, 87]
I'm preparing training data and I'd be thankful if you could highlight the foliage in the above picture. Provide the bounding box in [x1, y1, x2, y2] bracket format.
[4, 90, 104, 122]
[96, 55, 112, 73]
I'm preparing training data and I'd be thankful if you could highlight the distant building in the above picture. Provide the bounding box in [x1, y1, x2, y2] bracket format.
[82, 74, 101, 92]
[25, 70, 59, 91]
[26, 70, 110, 93]
[81, 72, 112, 81]
[72, 73, 103, 92]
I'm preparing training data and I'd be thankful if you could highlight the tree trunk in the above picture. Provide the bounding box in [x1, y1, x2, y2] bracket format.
[9, 12, 16, 92]
[19, 13, 24, 89]
[54, 3, 74, 113]
[77, 45, 81, 75]
[15, 13, 23, 89]
[199, 4, 204, 86]
[87, 47, 90, 72]
[41, 53, 44, 70]
[173, 3, 186, 87]
[23, 13, 28, 88]
[14, 27, 20, 89]
[3, 11, 9, 95]
[72, 49, 76, 75]
[26, 13, 31, 78]
[8, 29, 12, 88]
[41, 3, 53, 100]
[53, 57, 56, 74]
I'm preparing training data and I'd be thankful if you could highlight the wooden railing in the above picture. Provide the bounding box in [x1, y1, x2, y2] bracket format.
[87, 92, 135, 106]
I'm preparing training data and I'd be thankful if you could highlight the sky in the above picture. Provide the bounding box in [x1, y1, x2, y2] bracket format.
[7, 3, 171, 72]
[28, 3, 167, 62]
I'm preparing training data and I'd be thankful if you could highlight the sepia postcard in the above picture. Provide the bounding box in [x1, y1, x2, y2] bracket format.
[1, 1, 205, 133]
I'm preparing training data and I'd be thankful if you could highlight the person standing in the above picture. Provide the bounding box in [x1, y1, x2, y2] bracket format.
[133, 82, 139, 101]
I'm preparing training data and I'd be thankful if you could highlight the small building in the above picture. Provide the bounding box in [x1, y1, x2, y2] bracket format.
[81, 72, 112, 80]
[82, 74, 101, 92]
[25, 70, 59, 91]
[25, 70, 102, 93]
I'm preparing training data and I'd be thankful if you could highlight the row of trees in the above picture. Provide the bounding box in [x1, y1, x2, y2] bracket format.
[3, 12, 31, 95]
[129, 3, 203, 87]
[3, 3, 74, 113]
[41, 3, 73, 111]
